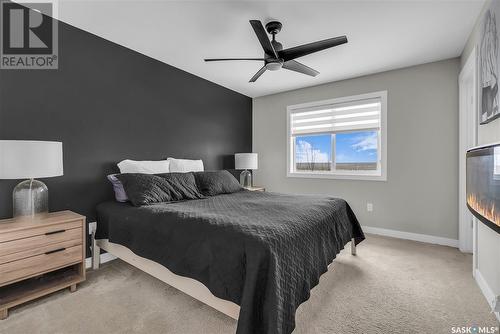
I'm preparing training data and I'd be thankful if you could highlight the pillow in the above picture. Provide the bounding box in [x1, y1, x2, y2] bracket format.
[157, 173, 205, 201]
[116, 174, 174, 206]
[117, 159, 170, 174]
[193, 170, 242, 196]
[107, 174, 128, 202]
[167, 158, 204, 172]
[116, 173, 204, 206]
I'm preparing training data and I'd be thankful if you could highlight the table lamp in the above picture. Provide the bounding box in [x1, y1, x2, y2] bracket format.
[235, 153, 258, 187]
[0, 141, 63, 218]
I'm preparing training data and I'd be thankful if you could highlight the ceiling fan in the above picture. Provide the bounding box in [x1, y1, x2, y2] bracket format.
[204, 20, 347, 82]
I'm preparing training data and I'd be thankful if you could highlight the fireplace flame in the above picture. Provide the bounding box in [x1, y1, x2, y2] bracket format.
[467, 193, 500, 227]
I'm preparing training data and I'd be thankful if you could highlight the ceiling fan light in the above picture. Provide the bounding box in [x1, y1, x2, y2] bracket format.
[265, 61, 282, 71]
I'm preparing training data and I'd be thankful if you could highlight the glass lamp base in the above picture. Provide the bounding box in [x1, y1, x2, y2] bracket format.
[13, 179, 49, 218]
[240, 170, 252, 187]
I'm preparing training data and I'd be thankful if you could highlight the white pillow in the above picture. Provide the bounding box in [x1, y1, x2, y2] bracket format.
[167, 157, 204, 172]
[117, 159, 170, 174]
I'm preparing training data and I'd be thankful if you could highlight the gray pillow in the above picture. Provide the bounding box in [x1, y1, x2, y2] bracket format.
[116, 173, 204, 206]
[193, 170, 242, 196]
[116, 174, 174, 206]
[107, 174, 128, 202]
[157, 173, 205, 201]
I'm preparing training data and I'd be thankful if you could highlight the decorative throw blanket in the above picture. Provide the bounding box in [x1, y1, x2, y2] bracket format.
[96, 190, 364, 334]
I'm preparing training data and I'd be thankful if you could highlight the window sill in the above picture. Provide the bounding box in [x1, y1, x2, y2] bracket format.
[287, 171, 387, 182]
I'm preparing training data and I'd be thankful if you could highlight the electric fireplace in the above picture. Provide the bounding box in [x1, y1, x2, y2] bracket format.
[467, 143, 500, 234]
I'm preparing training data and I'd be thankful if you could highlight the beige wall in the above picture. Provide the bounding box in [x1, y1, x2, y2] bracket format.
[253, 58, 460, 240]
[461, 0, 500, 310]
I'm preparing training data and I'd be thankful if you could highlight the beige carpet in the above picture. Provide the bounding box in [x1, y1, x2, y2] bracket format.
[1, 235, 498, 334]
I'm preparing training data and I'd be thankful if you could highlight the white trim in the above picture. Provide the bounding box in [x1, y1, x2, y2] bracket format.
[85, 252, 116, 269]
[458, 45, 477, 254]
[286, 91, 387, 181]
[473, 219, 478, 277]
[286, 171, 386, 182]
[362, 225, 459, 248]
[475, 269, 500, 322]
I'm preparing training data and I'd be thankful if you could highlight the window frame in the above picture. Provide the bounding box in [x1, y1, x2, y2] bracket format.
[286, 91, 387, 181]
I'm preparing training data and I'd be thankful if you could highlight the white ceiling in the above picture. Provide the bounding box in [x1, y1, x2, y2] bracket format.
[44, 0, 484, 97]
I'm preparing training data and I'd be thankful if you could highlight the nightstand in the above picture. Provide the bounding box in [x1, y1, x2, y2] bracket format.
[244, 186, 265, 192]
[0, 211, 86, 319]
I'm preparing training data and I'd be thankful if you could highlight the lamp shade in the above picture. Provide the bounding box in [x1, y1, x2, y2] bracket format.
[0, 140, 63, 179]
[235, 153, 258, 170]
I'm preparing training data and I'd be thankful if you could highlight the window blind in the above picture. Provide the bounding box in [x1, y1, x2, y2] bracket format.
[290, 98, 381, 136]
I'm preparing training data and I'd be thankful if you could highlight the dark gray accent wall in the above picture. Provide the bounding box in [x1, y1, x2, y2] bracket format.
[0, 20, 252, 248]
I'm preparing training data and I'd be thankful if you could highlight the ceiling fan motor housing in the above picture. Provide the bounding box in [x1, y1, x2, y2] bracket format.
[265, 40, 283, 71]
[271, 40, 283, 51]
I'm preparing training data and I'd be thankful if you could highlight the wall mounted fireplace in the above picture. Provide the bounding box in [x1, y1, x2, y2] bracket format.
[467, 143, 500, 234]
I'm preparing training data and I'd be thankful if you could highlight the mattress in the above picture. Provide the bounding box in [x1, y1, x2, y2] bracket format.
[96, 190, 364, 334]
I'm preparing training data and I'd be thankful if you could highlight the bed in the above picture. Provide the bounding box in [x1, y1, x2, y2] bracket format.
[93, 190, 364, 334]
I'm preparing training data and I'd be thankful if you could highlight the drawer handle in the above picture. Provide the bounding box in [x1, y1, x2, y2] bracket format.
[45, 229, 66, 235]
[45, 248, 66, 255]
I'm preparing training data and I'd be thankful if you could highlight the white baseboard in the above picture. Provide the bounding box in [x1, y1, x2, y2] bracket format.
[475, 269, 500, 322]
[362, 225, 459, 248]
[85, 253, 117, 269]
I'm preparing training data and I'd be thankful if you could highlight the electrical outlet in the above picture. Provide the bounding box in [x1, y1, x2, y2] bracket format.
[88, 221, 97, 235]
[367, 203, 373, 212]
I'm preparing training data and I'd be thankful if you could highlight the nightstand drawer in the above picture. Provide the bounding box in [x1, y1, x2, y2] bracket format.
[0, 220, 82, 243]
[0, 227, 82, 261]
[0, 244, 83, 286]
[0, 236, 82, 265]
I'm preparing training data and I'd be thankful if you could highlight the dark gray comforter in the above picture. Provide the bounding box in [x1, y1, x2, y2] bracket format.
[96, 190, 364, 334]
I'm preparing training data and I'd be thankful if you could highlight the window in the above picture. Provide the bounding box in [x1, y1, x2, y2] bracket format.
[287, 91, 387, 181]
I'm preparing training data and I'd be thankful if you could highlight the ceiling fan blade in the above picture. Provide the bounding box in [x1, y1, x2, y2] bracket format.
[249, 66, 266, 82]
[282, 60, 319, 77]
[249, 20, 278, 58]
[204, 58, 264, 62]
[278, 36, 348, 61]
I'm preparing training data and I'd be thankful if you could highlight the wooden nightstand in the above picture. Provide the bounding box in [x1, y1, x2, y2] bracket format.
[244, 186, 265, 192]
[0, 211, 86, 319]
